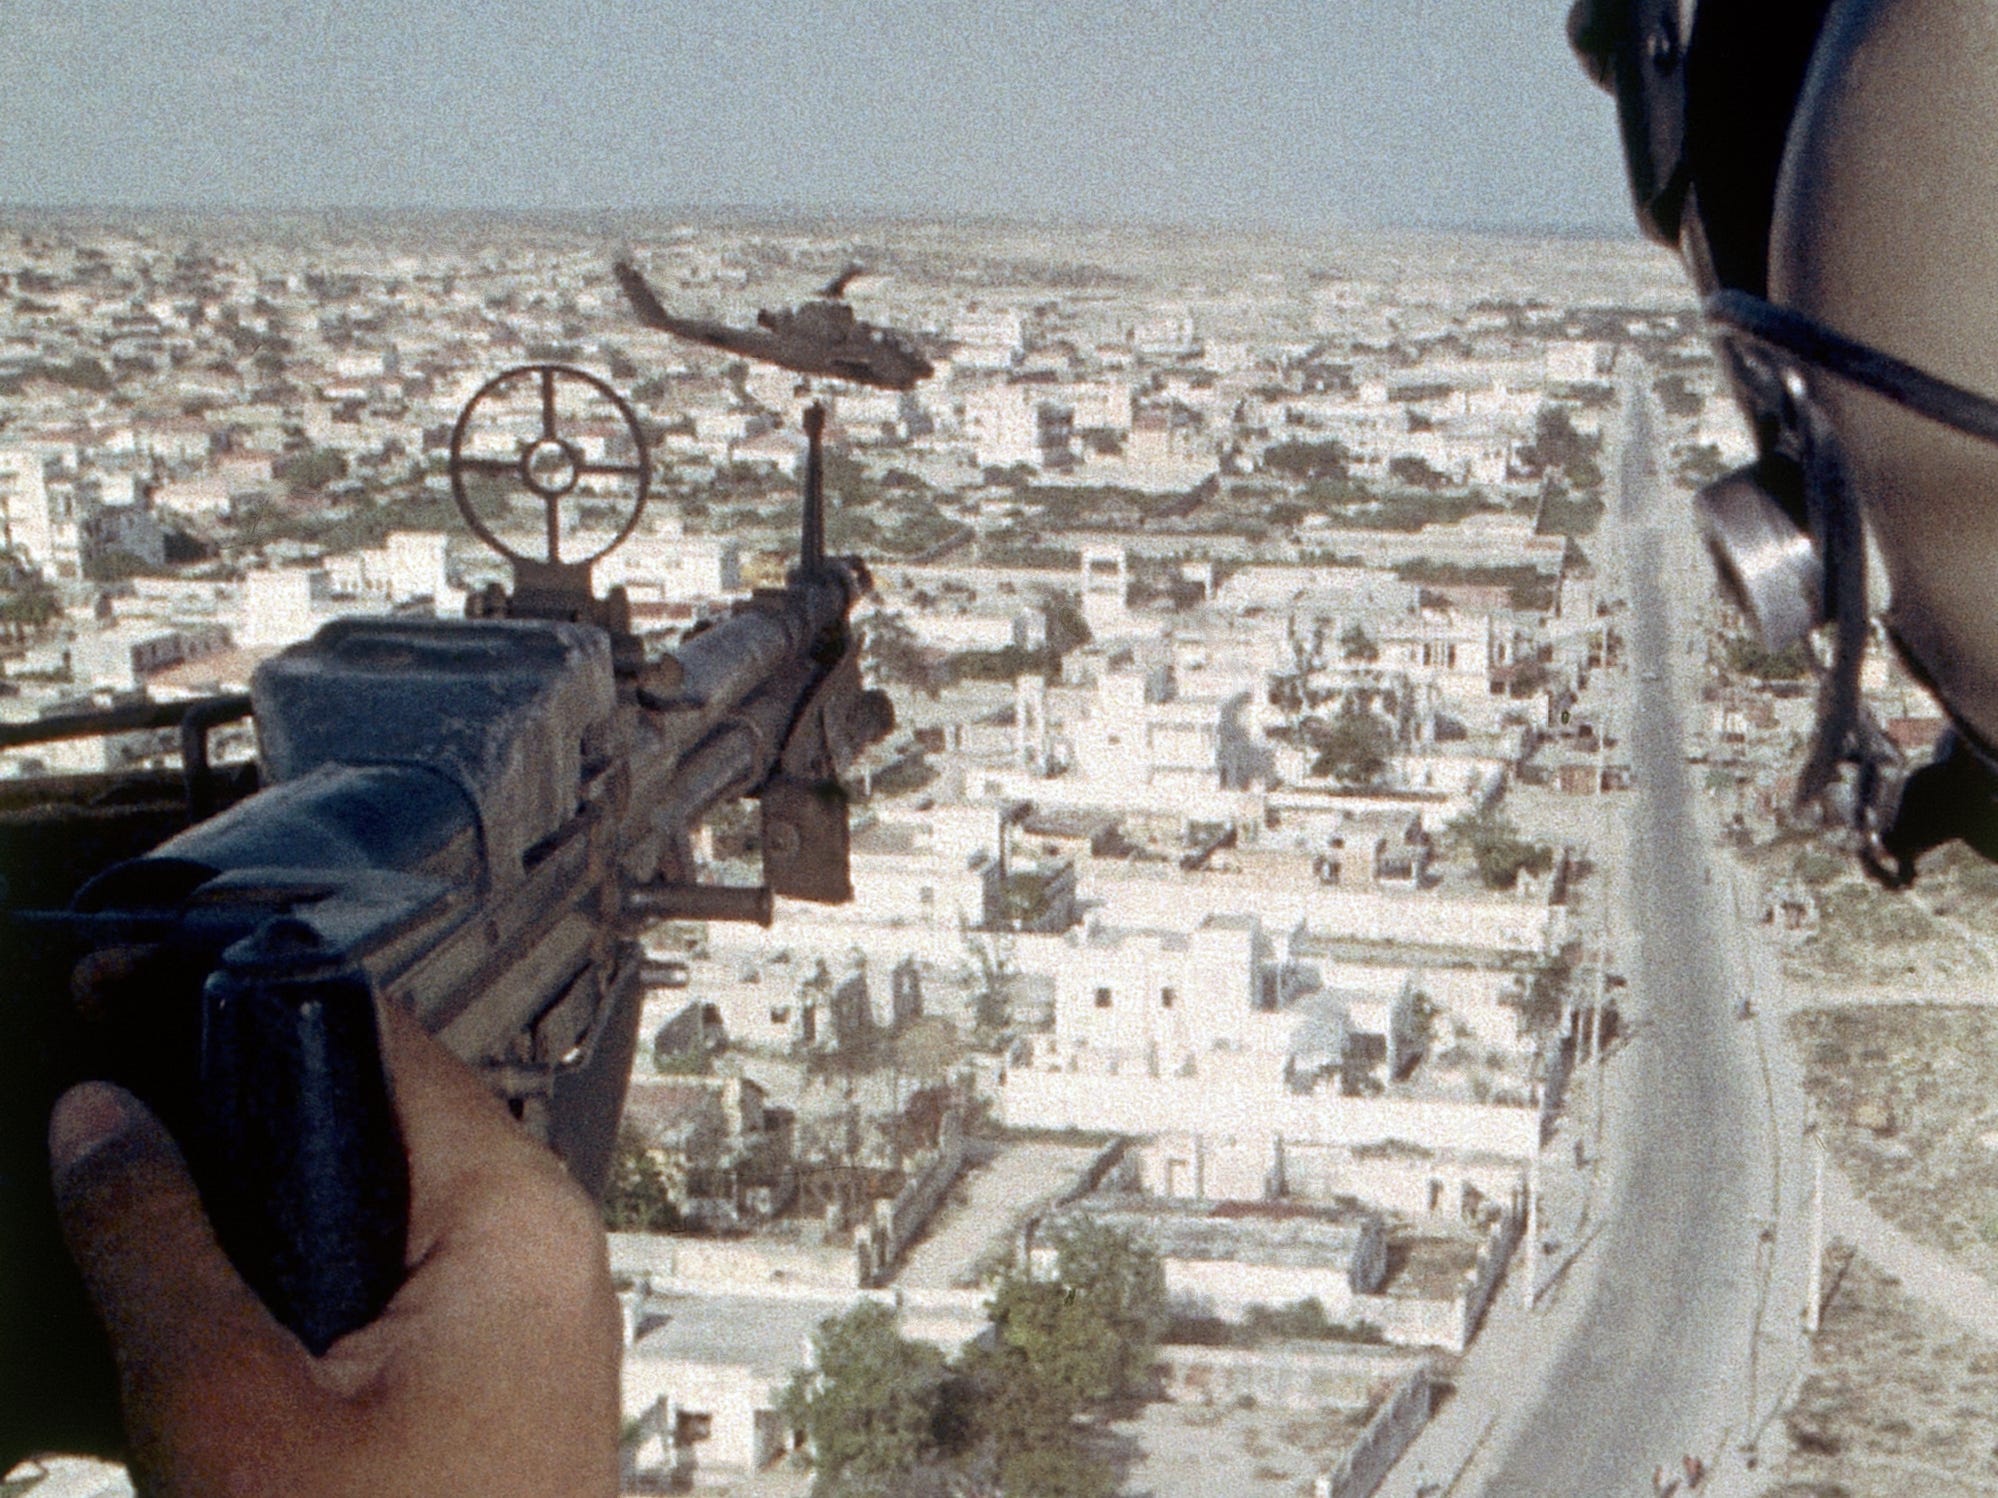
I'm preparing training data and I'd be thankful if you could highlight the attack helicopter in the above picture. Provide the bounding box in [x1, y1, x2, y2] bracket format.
[613, 258, 935, 391]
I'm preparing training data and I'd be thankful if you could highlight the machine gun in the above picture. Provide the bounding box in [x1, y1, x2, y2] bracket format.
[0, 364, 892, 1461]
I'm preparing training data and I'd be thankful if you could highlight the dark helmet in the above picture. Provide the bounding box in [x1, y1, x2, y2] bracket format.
[1576, 0, 1998, 880]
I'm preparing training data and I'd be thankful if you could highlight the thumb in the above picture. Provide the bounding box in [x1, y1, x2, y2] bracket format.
[48, 1084, 310, 1411]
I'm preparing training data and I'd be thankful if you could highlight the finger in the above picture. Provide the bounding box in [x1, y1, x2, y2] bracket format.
[48, 1083, 315, 1415]
[375, 1005, 604, 1285]
[377, 1005, 573, 1213]
[336, 1010, 615, 1377]
[68, 945, 161, 1024]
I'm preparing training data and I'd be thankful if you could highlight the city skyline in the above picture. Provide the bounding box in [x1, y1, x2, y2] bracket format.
[0, 1, 1633, 236]
[0, 204, 1974, 1497]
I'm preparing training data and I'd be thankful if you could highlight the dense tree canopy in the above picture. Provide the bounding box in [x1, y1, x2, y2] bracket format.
[1387, 454, 1451, 492]
[1261, 437, 1354, 484]
[601, 1125, 680, 1232]
[779, 1302, 951, 1497]
[273, 444, 349, 494]
[1446, 804, 1556, 890]
[1724, 634, 1811, 682]
[1308, 709, 1396, 786]
[779, 1223, 1164, 1495]
[862, 609, 939, 694]
[1516, 404, 1605, 490]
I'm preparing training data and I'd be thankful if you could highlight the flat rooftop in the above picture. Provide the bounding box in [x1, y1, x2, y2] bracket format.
[1046, 1196, 1381, 1268]
[627, 1290, 987, 1377]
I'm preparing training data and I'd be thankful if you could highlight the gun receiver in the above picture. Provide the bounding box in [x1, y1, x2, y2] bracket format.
[0, 364, 892, 1455]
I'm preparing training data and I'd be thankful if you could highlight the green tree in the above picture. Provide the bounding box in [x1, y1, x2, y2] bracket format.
[1446, 805, 1556, 891]
[651, 1045, 712, 1077]
[950, 1339, 1114, 1498]
[1535, 486, 1605, 539]
[1387, 454, 1451, 491]
[1261, 437, 1354, 483]
[1653, 372, 1704, 418]
[1308, 710, 1396, 786]
[1042, 592, 1092, 658]
[779, 1302, 949, 1496]
[963, 927, 1016, 1045]
[956, 1224, 1164, 1498]
[601, 1124, 680, 1232]
[987, 1274, 1127, 1409]
[942, 642, 1057, 685]
[1521, 403, 1598, 472]
[1675, 442, 1727, 489]
[0, 563, 60, 640]
[274, 445, 349, 495]
[1724, 634, 1811, 681]
[84, 547, 158, 583]
[1507, 657, 1552, 698]
[40, 356, 114, 393]
[976, 1221, 1165, 1418]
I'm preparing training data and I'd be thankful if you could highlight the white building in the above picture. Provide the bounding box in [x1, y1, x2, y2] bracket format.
[1544, 341, 1613, 383]
[1049, 913, 1266, 1076]
[963, 385, 1073, 471]
[238, 568, 323, 648]
[1132, 310, 1199, 358]
[0, 448, 55, 571]
[951, 308, 1025, 369]
[150, 474, 232, 518]
[619, 1288, 985, 1485]
[71, 620, 233, 694]
[323, 530, 453, 606]
[1033, 1198, 1389, 1319]
[1068, 380, 1133, 434]
[598, 533, 742, 604]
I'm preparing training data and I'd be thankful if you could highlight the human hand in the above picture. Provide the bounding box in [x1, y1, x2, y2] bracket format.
[46, 1004, 621, 1497]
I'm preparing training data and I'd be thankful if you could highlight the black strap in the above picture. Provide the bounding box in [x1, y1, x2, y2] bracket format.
[1707, 291, 1998, 445]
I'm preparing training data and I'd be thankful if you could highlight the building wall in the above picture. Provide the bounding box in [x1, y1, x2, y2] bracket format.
[238, 568, 321, 647]
[951, 310, 1024, 369]
[609, 1232, 856, 1291]
[1350, 1203, 1522, 1354]
[856, 1111, 966, 1286]
[1156, 1343, 1422, 1410]
[621, 1361, 783, 1473]
[963, 385, 1038, 468]
[1314, 1364, 1434, 1498]
[1163, 1256, 1365, 1320]
[0, 448, 54, 570]
[1454, 1202, 1524, 1348]
[903, 609, 1020, 652]
[1275, 1142, 1523, 1221]
[1084, 872, 1562, 955]
[1052, 919, 1259, 1063]
[997, 1068, 1541, 1157]
[1131, 1132, 1277, 1203]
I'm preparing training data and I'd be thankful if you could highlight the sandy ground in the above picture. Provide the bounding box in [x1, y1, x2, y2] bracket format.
[1751, 1246, 1998, 1498]
[1787, 1005, 1998, 1290]
[1111, 1397, 1376, 1498]
[892, 1140, 1107, 1289]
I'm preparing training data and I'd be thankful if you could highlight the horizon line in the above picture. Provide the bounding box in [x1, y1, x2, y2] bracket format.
[0, 201, 1642, 243]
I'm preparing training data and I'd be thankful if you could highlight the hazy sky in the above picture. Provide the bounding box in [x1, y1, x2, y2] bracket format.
[0, 0, 1633, 234]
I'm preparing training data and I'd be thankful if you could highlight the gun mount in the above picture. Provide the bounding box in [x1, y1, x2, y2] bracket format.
[0, 360, 893, 1458]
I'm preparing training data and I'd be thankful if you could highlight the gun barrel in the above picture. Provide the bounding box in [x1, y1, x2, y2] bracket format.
[671, 568, 857, 721]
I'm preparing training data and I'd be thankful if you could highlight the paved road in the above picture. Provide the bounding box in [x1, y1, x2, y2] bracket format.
[1474, 381, 1774, 1495]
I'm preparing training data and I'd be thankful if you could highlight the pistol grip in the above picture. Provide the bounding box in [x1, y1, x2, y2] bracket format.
[198, 962, 409, 1355]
